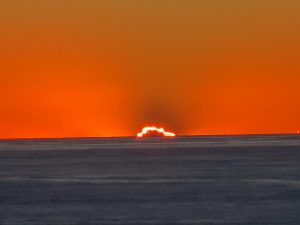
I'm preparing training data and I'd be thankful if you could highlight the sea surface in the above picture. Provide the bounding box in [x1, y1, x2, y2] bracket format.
[0, 135, 300, 225]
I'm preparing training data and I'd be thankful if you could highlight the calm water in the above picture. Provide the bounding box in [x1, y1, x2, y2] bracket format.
[0, 135, 300, 225]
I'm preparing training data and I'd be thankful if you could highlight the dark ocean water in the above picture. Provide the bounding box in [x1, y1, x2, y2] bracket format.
[0, 135, 300, 225]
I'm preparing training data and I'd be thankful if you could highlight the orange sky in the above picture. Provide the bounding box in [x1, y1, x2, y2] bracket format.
[1, 0, 300, 138]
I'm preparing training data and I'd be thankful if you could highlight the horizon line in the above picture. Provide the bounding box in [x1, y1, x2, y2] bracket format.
[0, 132, 299, 141]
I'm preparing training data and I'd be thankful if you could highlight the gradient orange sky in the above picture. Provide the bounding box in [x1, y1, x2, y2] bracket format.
[1, 0, 300, 138]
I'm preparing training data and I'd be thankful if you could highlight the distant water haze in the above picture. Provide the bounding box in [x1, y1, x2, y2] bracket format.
[0, 135, 300, 224]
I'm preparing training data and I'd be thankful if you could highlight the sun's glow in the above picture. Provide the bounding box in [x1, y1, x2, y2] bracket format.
[137, 126, 176, 138]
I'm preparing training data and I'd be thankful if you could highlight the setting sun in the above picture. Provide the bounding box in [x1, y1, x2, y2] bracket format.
[137, 126, 176, 138]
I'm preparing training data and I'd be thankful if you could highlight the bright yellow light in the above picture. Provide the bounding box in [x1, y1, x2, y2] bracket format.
[137, 126, 176, 138]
